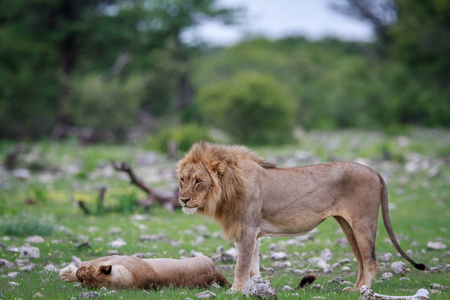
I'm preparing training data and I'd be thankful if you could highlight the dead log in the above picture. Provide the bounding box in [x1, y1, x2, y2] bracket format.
[111, 161, 180, 212]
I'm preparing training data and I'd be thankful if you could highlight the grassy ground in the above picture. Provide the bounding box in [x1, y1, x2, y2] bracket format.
[0, 128, 449, 299]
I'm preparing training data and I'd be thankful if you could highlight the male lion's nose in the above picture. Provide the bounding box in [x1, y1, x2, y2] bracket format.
[180, 198, 190, 205]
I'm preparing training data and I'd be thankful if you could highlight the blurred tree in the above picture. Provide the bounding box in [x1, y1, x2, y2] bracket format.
[0, 0, 239, 139]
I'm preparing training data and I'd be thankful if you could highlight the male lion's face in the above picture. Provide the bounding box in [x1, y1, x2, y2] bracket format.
[178, 162, 214, 214]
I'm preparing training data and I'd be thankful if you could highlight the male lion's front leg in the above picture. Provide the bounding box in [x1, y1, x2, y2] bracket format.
[231, 232, 257, 291]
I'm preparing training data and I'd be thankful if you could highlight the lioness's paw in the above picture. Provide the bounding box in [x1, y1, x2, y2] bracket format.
[59, 265, 78, 282]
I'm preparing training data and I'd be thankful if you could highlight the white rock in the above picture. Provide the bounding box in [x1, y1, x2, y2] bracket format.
[379, 253, 392, 262]
[273, 261, 291, 269]
[45, 264, 59, 272]
[391, 261, 407, 275]
[380, 272, 393, 282]
[196, 291, 216, 298]
[271, 251, 287, 261]
[107, 238, 126, 248]
[190, 250, 203, 257]
[9, 281, 20, 287]
[33, 292, 44, 298]
[7, 272, 19, 279]
[341, 266, 351, 272]
[281, 285, 293, 291]
[191, 236, 205, 246]
[320, 248, 334, 261]
[13, 169, 31, 179]
[107, 228, 122, 234]
[221, 248, 238, 262]
[25, 235, 45, 244]
[19, 243, 40, 259]
[242, 275, 277, 299]
[427, 241, 446, 250]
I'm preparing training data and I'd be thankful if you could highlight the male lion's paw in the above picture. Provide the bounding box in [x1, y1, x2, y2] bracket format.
[229, 282, 244, 292]
[342, 286, 359, 292]
[59, 265, 78, 282]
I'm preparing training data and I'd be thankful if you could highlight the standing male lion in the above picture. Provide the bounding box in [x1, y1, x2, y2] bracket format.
[177, 142, 425, 291]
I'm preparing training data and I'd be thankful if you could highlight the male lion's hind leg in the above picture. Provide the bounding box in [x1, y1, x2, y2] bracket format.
[334, 216, 364, 292]
[352, 219, 379, 289]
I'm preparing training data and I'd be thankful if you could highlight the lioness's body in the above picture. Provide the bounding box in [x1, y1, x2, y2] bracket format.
[177, 142, 424, 291]
[60, 255, 231, 289]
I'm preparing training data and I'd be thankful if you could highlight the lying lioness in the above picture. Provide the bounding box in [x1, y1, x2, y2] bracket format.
[59, 255, 231, 289]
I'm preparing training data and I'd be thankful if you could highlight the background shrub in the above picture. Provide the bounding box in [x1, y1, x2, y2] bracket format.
[196, 73, 296, 145]
[144, 124, 215, 154]
[69, 75, 144, 136]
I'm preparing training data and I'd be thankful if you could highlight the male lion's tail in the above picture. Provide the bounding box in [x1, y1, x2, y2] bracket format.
[378, 173, 426, 271]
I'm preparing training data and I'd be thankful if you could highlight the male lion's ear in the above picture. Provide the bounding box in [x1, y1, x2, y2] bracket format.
[215, 161, 227, 175]
[99, 265, 112, 275]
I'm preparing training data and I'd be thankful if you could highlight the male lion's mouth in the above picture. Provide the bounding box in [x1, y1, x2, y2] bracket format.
[182, 206, 198, 215]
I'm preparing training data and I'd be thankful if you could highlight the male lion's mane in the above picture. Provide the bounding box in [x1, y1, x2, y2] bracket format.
[177, 142, 275, 241]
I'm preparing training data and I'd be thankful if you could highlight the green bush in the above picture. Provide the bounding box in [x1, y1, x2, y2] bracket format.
[0, 214, 56, 236]
[196, 73, 297, 145]
[69, 75, 144, 136]
[144, 124, 214, 153]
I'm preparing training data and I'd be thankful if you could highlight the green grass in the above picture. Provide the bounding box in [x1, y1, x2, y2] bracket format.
[0, 128, 449, 299]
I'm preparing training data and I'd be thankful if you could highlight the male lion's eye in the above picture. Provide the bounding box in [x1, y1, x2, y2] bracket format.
[195, 179, 201, 184]
[180, 178, 184, 183]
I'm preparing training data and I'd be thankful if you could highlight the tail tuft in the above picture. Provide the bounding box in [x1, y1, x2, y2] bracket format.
[297, 275, 317, 289]
[414, 263, 426, 271]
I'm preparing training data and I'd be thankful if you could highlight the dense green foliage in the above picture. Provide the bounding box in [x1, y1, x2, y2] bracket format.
[196, 73, 296, 144]
[0, 0, 449, 141]
[143, 123, 215, 153]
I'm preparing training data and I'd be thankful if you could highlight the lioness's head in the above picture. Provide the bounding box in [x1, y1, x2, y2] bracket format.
[76, 264, 116, 288]
[177, 146, 226, 215]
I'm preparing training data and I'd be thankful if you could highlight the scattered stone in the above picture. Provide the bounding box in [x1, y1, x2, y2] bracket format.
[108, 238, 126, 248]
[195, 290, 216, 298]
[430, 283, 448, 290]
[44, 264, 58, 272]
[399, 277, 410, 281]
[291, 269, 305, 276]
[427, 241, 446, 250]
[20, 264, 35, 272]
[178, 249, 186, 256]
[208, 283, 221, 290]
[312, 297, 326, 299]
[429, 267, 440, 273]
[33, 292, 44, 298]
[380, 272, 393, 282]
[328, 277, 343, 285]
[75, 242, 91, 249]
[242, 275, 277, 299]
[271, 252, 287, 261]
[9, 281, 20, 287]
[7, 272, 19, 279]
[335, 238, 348, 248]
[191, 236, 205, 246]
[79, 291, 101, 298]
[25, 235, 45, 244]
[391, 261, 407, 275]
[190, 250, 203, 257]
[217, 265, 234, 271]
[0, 259, 13, 268]
[339, 258, 351, 265]
[379, 253, 392, 262]
[221, 248, 238, 263]
[341, 266, 351, 272]
[19, 244, 40, 259]
[341, 281, 354, 286]
[316, 260, 332, 273]
[273, 261, 291, 269]
[311, 284, 322, 290]
[13, 169, 31, 180]
[14, 259, 30, 266]
[104, 290, 118, 295]
[277, 285, 291, 292]
[320, 248, 334, 261]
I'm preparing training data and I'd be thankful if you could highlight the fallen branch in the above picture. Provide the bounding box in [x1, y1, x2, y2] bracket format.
[359, 285, 429, 300]
[78, 201, 90, 215]
[111, 161, 180, 212]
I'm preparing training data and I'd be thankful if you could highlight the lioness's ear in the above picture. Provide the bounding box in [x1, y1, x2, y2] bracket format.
[214, 161, 227, 175]
[99, 265, 112, 275]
